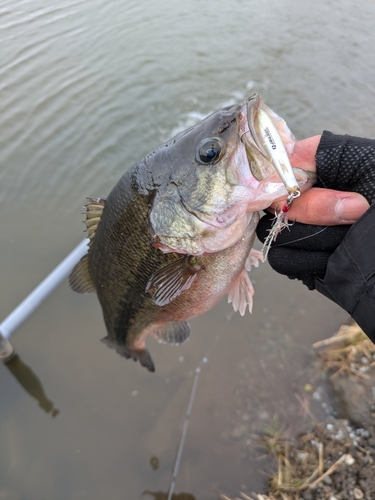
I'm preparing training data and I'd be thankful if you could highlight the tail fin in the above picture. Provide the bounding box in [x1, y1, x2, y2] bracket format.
[101, 336, 155, 372]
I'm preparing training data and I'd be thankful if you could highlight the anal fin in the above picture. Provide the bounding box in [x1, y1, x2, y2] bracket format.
[152, 321, 191, 345]
[227, 268, 255, 316]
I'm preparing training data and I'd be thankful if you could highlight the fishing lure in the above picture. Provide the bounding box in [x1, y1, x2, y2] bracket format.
[254, 106, 301, 259]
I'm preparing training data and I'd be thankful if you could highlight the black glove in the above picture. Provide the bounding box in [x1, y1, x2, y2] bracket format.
[256, 215, 350, 290]
[256, 131, 375, 290]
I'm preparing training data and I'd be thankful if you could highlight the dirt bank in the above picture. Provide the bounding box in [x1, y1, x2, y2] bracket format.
[222, 323, 375, 500]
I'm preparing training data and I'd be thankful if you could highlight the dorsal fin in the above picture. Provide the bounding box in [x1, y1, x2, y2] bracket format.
[69, 254, 96, 293]
[84, 197, 106, 247]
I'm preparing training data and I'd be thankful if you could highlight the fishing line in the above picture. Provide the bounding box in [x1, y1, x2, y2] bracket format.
[268, 226, 329, 248]
[167, 363, 201, 500]
[167, 327, 225, 500]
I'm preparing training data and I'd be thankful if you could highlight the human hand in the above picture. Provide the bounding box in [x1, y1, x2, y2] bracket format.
[256, 131, 375, 291]
[269, 135, 370, 224]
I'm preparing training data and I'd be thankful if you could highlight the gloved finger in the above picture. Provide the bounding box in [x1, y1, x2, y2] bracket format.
[267, 247, 331, 290]
[315, 131, 375, 204]
[256, 212, 350, 251]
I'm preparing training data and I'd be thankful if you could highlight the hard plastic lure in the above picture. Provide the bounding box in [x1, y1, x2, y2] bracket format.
[250, 97, 301, 259]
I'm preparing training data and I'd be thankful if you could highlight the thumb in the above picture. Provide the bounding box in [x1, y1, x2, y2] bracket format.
[269, 188, 370, 225]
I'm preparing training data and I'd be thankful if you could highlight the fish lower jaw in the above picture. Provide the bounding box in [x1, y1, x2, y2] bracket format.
[244, 172, 315, 213]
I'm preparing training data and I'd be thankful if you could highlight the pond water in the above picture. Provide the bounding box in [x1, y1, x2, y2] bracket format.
[1, 0, 375, 498]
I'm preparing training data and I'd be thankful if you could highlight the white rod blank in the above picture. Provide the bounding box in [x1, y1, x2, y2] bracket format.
[0, 239, 89, 341]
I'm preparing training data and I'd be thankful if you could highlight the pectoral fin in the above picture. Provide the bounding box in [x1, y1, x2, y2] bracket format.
[146, 256, 204, 306]
[153, 321, 191, 345]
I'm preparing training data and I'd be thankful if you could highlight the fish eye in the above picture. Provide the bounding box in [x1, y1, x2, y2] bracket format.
[196, 138, 225, 165]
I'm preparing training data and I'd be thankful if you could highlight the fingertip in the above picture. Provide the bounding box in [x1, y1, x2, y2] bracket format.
[275, 189, 369, 225]
[335, 195, 370, 223]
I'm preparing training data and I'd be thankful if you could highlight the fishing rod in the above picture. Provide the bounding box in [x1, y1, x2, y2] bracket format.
[0, 239, 89, 361]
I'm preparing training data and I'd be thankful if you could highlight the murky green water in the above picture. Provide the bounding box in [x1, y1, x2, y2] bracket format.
[1, 0, 375, 498]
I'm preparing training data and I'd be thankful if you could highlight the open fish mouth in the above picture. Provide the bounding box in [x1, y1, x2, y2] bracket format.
[240, 93, 280, 182]
[246, 93, 266, 155]
[241, 93, 302, 193]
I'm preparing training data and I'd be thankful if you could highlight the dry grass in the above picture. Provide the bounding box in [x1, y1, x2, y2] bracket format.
[221, 428, 353, 499]
[220, 492, 296, 499]
[313, 322, 375, 379]
[220, 493, 280, 500]
[221, 424, 355, 499]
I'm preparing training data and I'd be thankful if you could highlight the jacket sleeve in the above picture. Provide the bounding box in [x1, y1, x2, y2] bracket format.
[315, 202, 375, 340]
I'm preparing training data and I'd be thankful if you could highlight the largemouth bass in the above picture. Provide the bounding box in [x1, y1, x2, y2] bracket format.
[69, 94, 314, 372]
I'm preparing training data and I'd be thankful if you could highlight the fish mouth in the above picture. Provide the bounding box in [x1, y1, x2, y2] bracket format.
[240, 93, 296, 183]
[245, 93, 268, 157]
[239, 94, 272, 182]
[239, 94, 316, 203]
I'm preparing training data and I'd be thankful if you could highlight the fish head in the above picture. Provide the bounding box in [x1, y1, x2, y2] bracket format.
[147, 93, 314, 255]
